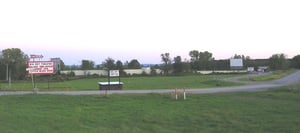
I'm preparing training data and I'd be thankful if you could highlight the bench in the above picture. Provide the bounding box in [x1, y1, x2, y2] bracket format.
[98, 82, 123, 90]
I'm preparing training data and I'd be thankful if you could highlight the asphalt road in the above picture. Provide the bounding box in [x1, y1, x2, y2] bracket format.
[1, 70, 300, 96]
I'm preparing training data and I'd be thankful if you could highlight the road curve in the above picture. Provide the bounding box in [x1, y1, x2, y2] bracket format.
[1, 70, 300, 96]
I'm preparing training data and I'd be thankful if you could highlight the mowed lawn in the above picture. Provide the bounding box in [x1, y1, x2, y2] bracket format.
[4, 75, 241, 91]
[0, 85, 299, 133]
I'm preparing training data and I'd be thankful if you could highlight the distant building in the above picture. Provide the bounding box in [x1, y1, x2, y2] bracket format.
[257, 66, 269, 73]
[51, 58, 61, 73]
[247, 67, 255, 72]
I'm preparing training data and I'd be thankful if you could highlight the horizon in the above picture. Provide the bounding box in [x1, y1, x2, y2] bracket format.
[0, 47, 296, 66]
[1, 0, 299, 65]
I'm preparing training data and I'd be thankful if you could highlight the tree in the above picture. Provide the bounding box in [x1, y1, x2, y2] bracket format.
[81, 60, 95, 70]
[116, 60, 126, 76]
[70, 65, 80, 70]
[0, 60, 6, 80]
[214, 59, 230, 70]
[245, 59, 269, 69]
[116, 60, 123, 70]
[123, 61, 129, 69]
[0, 48, 28, 80]
[182, 59, 191, 73]
[173, 56, 183, 74]
[232, 54, 250, 60]
[59, 60, 66, 70]
[291, 55, 300, 69]
[199, 51, 213, 70]
[150, 67, 158, 76]
[102, 57, 116, 70]
[269, 53, 289, 70]
[189, 50, 200, 61]
[189, 50, 213, 70]
[161, 53, 172, 75]
[189, 50, 201, 70]
[128, 59, 141, 69]
[80, 60, 94, 76]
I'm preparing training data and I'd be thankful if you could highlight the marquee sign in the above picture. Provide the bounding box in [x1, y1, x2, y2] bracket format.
[27, 61, 55, 75]
[30, 54, 44, 59]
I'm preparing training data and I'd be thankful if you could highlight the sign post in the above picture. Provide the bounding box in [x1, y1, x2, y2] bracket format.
[109, 70, 120, 83]
[26, 54, 55, 93]
[104, 70, 121, 96]
[98, 69, 123, 95]
[109, 70, 121, 86]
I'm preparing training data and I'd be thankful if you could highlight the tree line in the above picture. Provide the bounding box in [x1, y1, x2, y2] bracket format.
[0, 48, 300, 80]
[78, 58, 143, 70]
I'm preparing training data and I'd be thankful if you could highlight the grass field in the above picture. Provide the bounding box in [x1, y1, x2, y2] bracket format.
[0, 84, 299, 133]
[1, 75, 242, 91]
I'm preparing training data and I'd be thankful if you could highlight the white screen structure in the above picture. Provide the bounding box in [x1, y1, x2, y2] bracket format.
[230, 59, 243, 67]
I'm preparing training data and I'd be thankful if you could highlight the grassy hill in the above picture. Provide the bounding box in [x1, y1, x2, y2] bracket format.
[0, 84, 299, 133]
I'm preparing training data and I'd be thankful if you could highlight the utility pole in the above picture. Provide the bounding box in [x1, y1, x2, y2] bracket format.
[9, 67, 11, 89]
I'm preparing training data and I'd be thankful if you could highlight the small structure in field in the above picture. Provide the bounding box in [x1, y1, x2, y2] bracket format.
[98, 70, 123, 90]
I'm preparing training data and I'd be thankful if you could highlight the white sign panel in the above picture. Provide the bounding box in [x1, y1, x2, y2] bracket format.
[27, 61, 55, 75]
[30, 54, 44, 59]
[230, 59, 243, 67]
[109, 70, 120, 77]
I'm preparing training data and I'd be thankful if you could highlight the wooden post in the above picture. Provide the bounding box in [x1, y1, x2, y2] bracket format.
[183, 88, 186, 100]
[175, 88, 178, 100]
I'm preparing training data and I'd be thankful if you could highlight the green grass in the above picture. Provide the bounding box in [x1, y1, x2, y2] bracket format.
[1, 75, 242, 91]
[246, 70, 295, 81]
[0, 84, 299, 133]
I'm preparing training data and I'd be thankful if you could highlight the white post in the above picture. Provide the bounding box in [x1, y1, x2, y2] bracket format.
[31, 74, 36, 93]
[183, 88, 186, 100]
[175, 88, 178, 100]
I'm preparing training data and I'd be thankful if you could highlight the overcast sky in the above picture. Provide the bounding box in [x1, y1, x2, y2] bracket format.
[1, 0, 299, 65]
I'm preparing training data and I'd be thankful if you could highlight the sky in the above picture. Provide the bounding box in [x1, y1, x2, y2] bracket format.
[0, 0, 299, 65]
